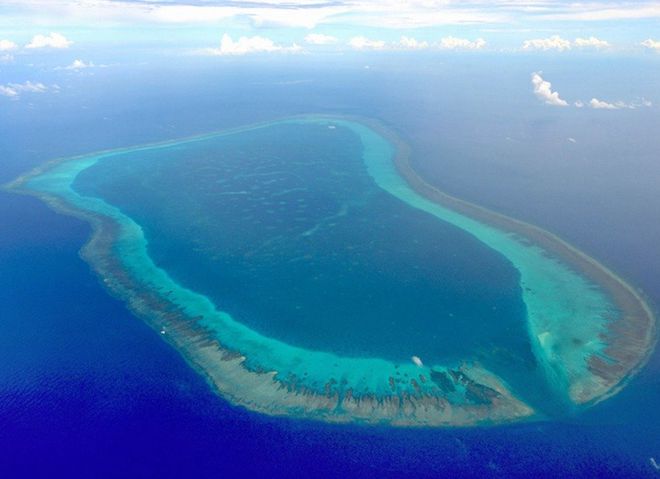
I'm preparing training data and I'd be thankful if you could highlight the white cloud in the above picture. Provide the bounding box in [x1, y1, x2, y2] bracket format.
[439, 36, 486, 50]
[62, 59, 94, 70]
[4, 0, 660, 32]
[587, 98, 652, 110]
[523, 35, 610, 51]
[398, 36, 429, 49]
[589, 98, 619, 109]
[530, 73, 649, 112]
[205, 34, 301, 56]
[531, 72, 568, 107]
[538, 4, 660, 22]
[3, 0, 348, 29]
[153, 3, 340, 28]
[26, 32, 72, 49]
[14, 81, 47, 93]
[304, 33, 338, 45]
[574, 37, 610, 48]
[0, 0, 506, 29]
[0, 39, 18, 51]
[348, 36, 386, 50]
[0, 80, 48, 99]
[523, 35, 571, 51]
[0, 85, 18, 98]
[641, 38, 660, 51]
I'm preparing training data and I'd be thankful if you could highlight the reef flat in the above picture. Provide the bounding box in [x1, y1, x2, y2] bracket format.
[6, 115, 655, 426]
[374, 121, 656, 405]
[350, 117, 656, 406]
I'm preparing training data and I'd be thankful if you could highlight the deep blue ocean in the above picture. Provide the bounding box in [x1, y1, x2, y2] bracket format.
[1, 54, 660, 477]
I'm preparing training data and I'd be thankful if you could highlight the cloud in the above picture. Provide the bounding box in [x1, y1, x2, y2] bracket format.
[588, 98, 652, 110]
[641, 38, 660, 51]
[523, 35, 611, 51]
[4, 0, 660, 32]
[348, 36, 386, 50]
[60, 59, 94, 70]
[26, 32, 72, 49]
[398, 36, 429, 49]
[0, 39, 18, 51]
[439, 36, 486, 50]
[304, 33, 338, 45]
[0, 81, 49, 99]
[3, 0, 349, 29]
[574, 36, 610, 48]
[347, 35, 438, 51]
[0, 42, 15, 62]
[0, 0, 505, 29]
[523, 35, 571, 51]
[537, 4, 660, 22]
[0, 86, 18, 98]
[589, 98, 619, 109]
[530, 73, 649, 111]
[205, 34, 301, 56]
[348, 35, 484, 51]
[531, 72, 568, 106]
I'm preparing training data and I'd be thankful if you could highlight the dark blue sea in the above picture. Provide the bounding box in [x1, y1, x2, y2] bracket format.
[1, 54, 659, 477]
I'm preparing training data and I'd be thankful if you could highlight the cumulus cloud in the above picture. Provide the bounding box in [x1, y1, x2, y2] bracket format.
[439, 36, 486, 50]
[0, 39, 18, 51]
[641, 38, 660, 51]
[26, 32, 72, 49]
[206, 34, 301, 56]
[348, 35, 484, 51]
[523, 35, 571, 51]
[398, 36, 428, 49]
[523, 35, 610, 51]
[0, 85, 18, 98]
[348, 36, 386, 50]
[304, 33, 337, 45]
[530, 73, 649, 111]
[589, 98, 619, 109]
[0, 81, 49, 99]
[574, 36, 610, 48]
[61, 59, 94, 70]
[588, 98, 652, 110]
[531, 72, 568, 106]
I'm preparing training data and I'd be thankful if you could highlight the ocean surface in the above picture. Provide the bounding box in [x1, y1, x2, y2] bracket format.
[1, 54, 660, 477]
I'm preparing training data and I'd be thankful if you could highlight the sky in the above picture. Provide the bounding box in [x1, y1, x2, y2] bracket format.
[0, 1, 659, 108]
[1, 0, 660, 53]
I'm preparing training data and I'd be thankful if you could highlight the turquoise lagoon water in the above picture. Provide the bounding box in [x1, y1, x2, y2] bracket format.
[23, 117, 619, 417]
